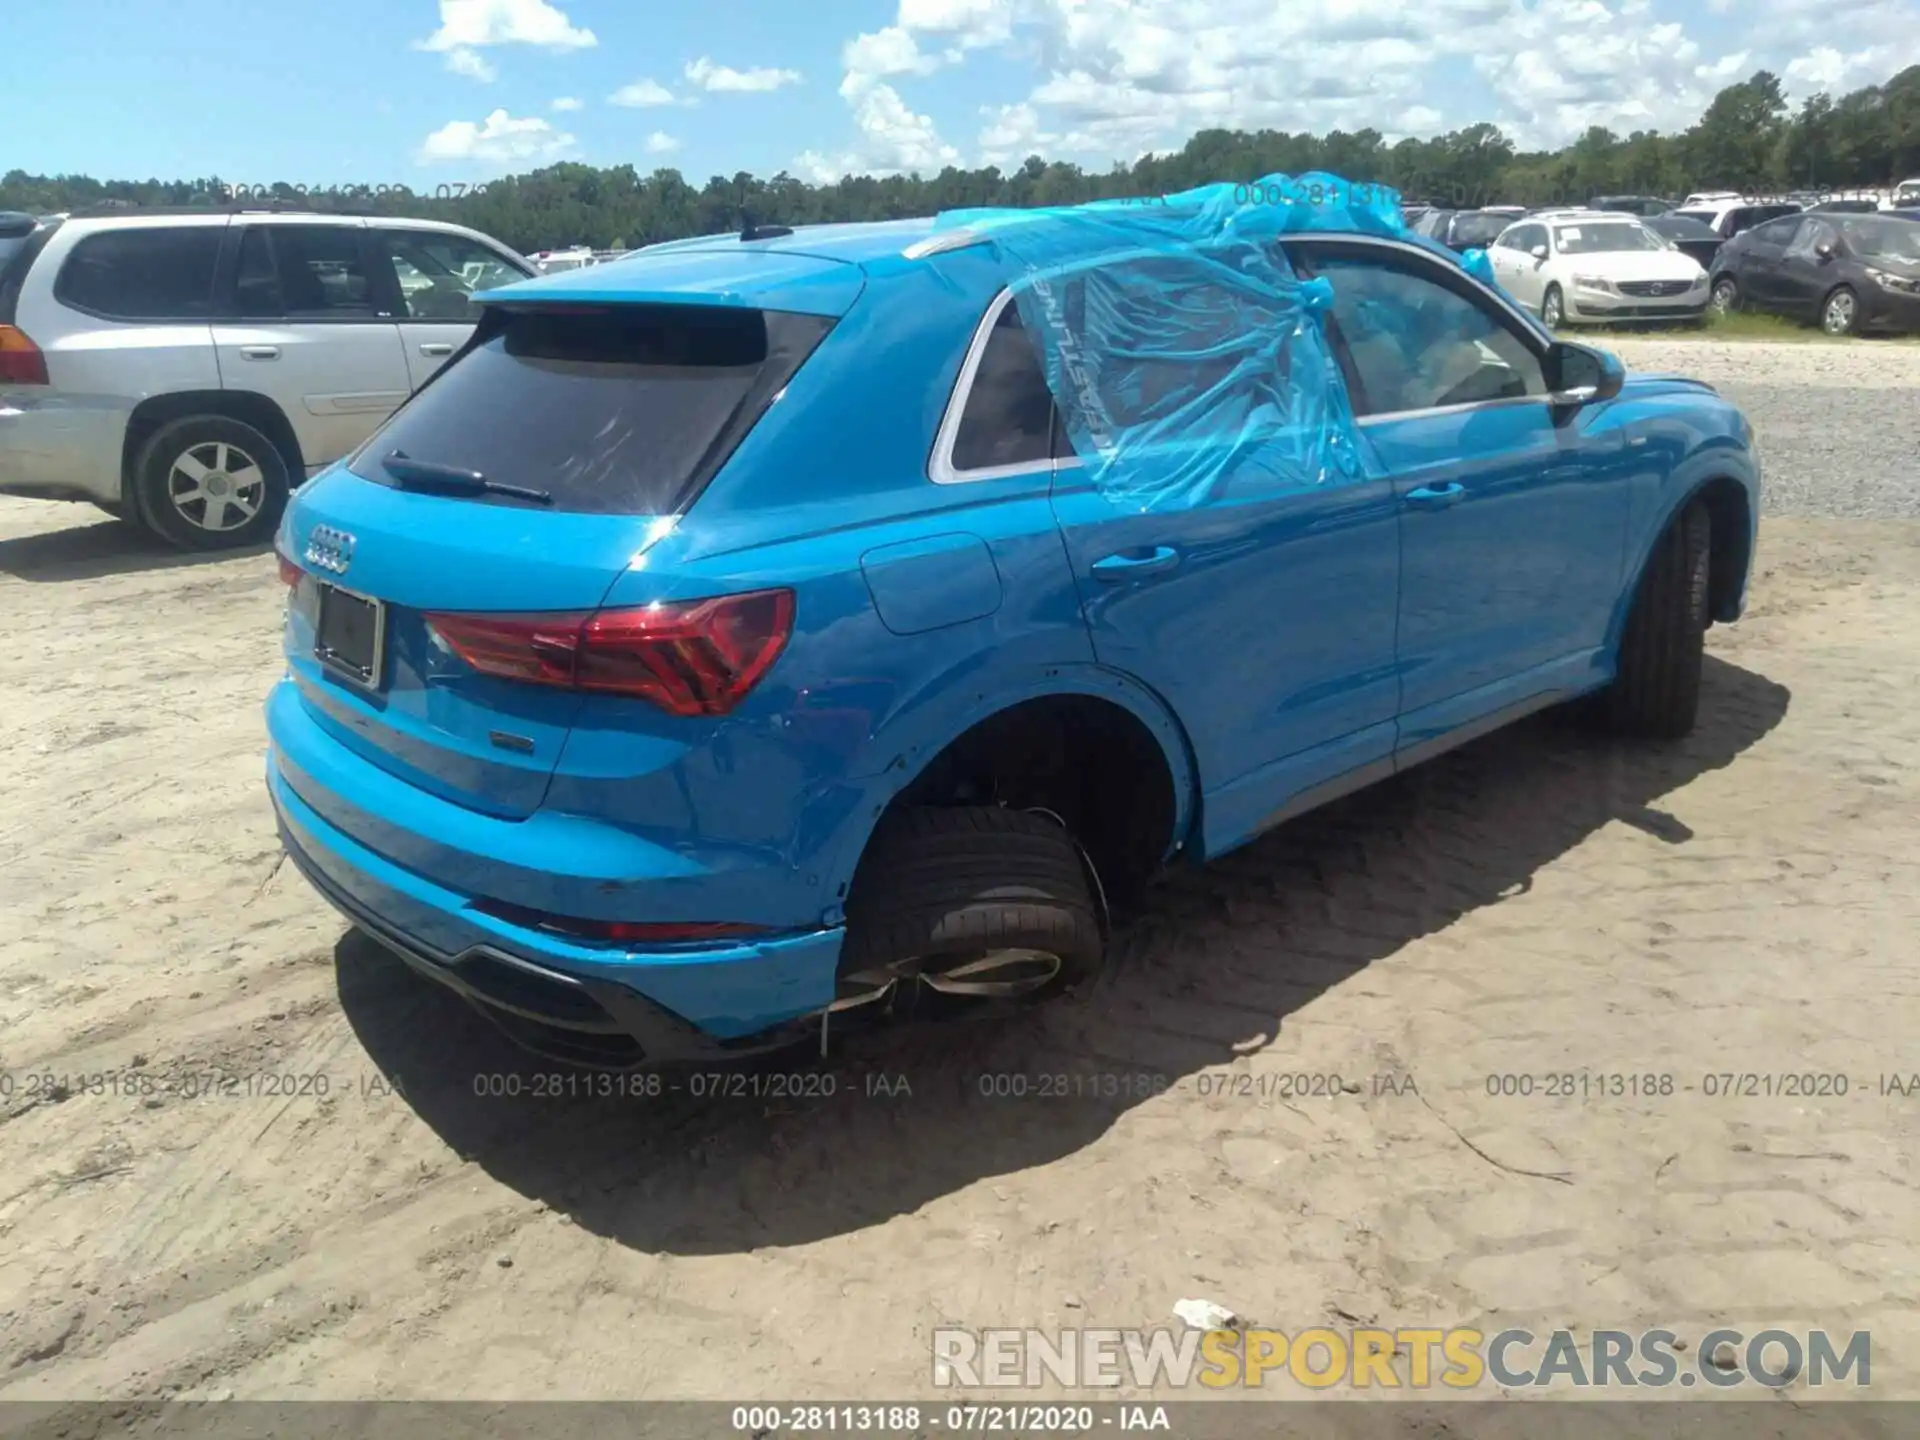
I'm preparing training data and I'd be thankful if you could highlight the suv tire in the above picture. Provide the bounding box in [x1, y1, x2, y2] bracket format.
[840, 806, 1106, 1015]
[1602, 500, 1710, 738]
[132, 415, 289, 552]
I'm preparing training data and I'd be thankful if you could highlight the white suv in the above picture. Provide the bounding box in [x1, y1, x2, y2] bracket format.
[0, 207, 534, 549]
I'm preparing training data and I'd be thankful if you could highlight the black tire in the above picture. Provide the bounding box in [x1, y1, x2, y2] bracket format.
[1540, 284, 1565, 331]
[1602, 500, 1710, 738]
[132, 415, 289, 552]
[840, 806, 1106, 1017]
[1820, 286, 1859, 336]
[1710, 275, 1740, 314]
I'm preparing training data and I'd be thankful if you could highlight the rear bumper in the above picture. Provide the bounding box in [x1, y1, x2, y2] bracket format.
[0, 390, 127, 504]
[268, 753, 843, 1067]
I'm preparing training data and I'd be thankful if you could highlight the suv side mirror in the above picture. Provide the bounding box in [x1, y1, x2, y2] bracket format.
[1529, 244, 1549, 261]
[1813, 239, 1836, 260]
[1546, 341, 1624, 411]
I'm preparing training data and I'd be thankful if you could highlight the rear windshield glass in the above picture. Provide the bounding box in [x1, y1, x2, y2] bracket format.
[349, 304, 832, 515]
[1449, 213, 1509, 247]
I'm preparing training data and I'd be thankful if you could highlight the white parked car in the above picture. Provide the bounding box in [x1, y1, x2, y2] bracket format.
[0, 207, 535, 549]
[1486, 211, 1710, 328]
[1888, 179, 1920, 210]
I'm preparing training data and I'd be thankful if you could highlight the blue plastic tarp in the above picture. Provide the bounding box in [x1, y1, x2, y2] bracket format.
[935, 172, 1508, 513]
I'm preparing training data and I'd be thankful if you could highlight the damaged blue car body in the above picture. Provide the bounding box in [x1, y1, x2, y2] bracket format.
[266, 173, 1761, 1067]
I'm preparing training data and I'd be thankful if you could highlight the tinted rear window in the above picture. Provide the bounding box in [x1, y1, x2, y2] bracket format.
[1449, 213, 1508, 247]
[350, 304, 832, 515]
[55, 226, 223, 321]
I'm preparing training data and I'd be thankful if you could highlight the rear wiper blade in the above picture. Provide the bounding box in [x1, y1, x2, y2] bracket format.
[380, 450, 552, 505]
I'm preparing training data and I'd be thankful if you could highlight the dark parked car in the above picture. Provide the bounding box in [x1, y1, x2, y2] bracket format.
[1672, 200, 1803, 241]
[1710, 212, 1920, 335]
[1591, 195, 1674, 217]
[1809, 199, 1882, 214]
[1415, 207, 1526, 251]
[1644, 213, 1725, 271]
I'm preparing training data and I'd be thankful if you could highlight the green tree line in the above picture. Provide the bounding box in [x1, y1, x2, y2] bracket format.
[5, 65, 1917, 255]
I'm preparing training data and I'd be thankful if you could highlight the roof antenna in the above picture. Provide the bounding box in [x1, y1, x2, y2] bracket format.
[739, 207, 793, 243]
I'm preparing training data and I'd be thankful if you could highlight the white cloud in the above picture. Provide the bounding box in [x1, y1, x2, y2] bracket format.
[417, 108, 578, 165]
[609, 78, 679, 107]
[645, 131, 682, 154]
[811, 0, 1920, 175]
[443, 45, 497, 81]
[417, 0, 596, 54]
[684, 56, 804, 93]
[551, 96, 583, 111]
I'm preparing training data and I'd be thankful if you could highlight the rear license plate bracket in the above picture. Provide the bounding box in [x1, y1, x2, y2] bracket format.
[314, 583, 386, 690]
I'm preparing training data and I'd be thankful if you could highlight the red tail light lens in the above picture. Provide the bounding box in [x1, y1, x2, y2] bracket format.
[0, 325, 48, 386]
[275, 542, 303, 588]
[471, 898, 766, 945]
[426, 588, 795, 718]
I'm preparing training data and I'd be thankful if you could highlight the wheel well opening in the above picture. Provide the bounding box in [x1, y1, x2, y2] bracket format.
[121, 391, 306, 501]
[1693, 476, 1751, 623]
[877, 695, 1179, 911]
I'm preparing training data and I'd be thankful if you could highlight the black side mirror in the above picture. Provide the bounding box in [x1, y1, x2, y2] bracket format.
[1813, 240, 1836, 260]
[1547, 341, 1624, 412]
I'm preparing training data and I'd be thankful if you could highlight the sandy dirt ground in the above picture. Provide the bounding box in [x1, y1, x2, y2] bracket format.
[2, 353, 1918, 1406]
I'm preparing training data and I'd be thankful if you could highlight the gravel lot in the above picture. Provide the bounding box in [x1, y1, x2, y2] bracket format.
[1605, 338, 1920, 519]
[1, 340, 1917, 1408]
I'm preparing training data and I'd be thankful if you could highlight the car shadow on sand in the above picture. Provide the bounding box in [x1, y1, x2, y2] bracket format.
[335, 653, 1790, 1254]
[0, 515, 267, 581]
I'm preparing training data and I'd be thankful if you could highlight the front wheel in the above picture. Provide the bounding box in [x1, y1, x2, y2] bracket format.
[1821, 286, 1859, 336]
[1601, 501, 1711, 739]
[837, 806, 1106, 1026]
[1540, 285, 1565, 331]
[132, 415, 288, 552]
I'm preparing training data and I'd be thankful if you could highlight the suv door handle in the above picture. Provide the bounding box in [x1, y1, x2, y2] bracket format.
[1404, 482, 1465, 509]
[239, 345, 280, 360]
[1091, 545, 1180, 580]
[418, 342, 455, 357]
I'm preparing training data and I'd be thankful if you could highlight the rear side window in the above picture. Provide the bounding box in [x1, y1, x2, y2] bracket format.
[54, 226, 222, 321]
[350, 304, 832, 515]
[233, 225, 380, 319]
[951, 301, 1061, 472]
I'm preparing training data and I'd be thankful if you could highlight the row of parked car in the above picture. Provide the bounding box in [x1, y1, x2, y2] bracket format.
[1403, 192, 1920, 335]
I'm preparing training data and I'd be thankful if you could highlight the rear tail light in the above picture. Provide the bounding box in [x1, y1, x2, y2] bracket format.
[0, 325, 47, 385]
[274, 541, 303, 588]
[425, 588, 795, 718]
[471, 898, 766, 945]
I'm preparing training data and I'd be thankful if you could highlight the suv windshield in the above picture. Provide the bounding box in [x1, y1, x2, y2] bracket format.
[1838, 216, 1920, 261]
[1554, 223, 1663, 254]
[349, 303, 833, 515]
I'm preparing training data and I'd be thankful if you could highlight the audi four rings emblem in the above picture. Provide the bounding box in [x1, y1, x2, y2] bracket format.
[305, 526, 355, 575]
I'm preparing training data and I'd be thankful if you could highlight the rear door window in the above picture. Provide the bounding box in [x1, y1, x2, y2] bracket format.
[349, 303, 832, 514]
[55, 226, 223, 320]
[253, 226, 381, 320]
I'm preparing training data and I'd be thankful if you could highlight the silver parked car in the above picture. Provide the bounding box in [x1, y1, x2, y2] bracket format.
[0, 207, 534, 550]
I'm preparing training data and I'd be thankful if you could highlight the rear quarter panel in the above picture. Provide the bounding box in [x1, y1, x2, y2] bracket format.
[549, 251, 1199, 923]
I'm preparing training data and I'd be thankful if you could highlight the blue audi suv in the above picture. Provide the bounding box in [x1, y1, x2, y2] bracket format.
[266, 182, 1760, 1068]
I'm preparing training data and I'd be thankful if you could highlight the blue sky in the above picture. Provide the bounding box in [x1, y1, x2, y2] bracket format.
[3, 0, 1915, 187]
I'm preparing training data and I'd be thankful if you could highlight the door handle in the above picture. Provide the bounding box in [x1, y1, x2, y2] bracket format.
[239, 345, 279, 360]
[418, 342, 454, 357]
[1404, 482, 1465, 509]
[1090, 545, 1181, 580]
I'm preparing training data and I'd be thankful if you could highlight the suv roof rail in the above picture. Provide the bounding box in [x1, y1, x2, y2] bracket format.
[64, 201, 390, 220]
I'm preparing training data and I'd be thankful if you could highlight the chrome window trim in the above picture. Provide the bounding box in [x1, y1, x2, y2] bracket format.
[928, 286, 1058, 486]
